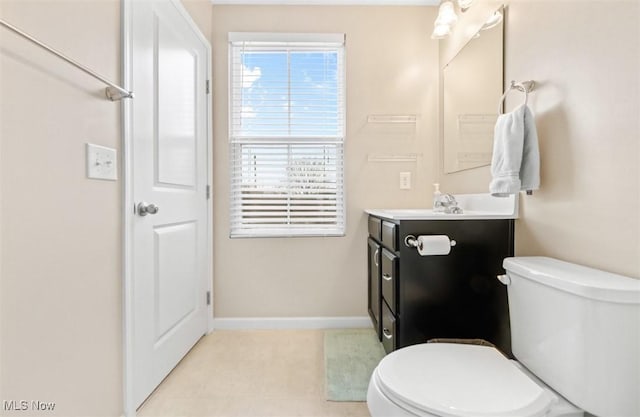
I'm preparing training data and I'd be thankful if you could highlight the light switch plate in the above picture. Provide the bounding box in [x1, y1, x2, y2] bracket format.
[399, 172, 411, 190]
[86, 143, 117, 181]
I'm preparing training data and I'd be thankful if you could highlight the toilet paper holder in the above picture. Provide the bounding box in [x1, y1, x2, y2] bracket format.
[404, 234, 457, 251]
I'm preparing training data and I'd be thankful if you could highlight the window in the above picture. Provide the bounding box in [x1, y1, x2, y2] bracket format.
[229, 33, 346, 238]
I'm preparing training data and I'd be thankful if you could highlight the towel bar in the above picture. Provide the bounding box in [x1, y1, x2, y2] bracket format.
[0, 18, 133, 101]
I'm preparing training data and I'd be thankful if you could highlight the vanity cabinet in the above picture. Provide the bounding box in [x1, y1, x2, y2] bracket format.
[367, 215, 514, 356]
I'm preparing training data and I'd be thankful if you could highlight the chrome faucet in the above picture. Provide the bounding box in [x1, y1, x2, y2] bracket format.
[440, 194, 463, 214]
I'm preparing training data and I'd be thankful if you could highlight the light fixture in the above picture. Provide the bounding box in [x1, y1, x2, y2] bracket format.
[431, 0, 456, 39]
[481, 10, 503, 31]
[457, 0, 474, 12]
[435, 0, 458, 26]
[431, 23, 452, 40]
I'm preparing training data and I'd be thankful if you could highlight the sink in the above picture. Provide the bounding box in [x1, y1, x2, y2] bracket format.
[365, 193, 519, 220]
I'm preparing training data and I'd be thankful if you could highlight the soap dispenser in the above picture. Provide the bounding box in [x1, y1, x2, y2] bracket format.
[433, 183, 444, 212]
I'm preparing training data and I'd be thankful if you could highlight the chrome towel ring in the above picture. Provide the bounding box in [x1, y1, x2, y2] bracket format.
[498, 80, 535, 114]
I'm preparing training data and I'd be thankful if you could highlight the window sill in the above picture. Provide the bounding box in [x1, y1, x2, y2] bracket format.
[230, 230, 346, 239]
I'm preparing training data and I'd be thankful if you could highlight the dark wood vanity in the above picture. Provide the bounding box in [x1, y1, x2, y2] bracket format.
[367, 214, 514, 356]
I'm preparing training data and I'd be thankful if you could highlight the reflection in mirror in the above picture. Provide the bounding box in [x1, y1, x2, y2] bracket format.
[443, 8, 504, 173]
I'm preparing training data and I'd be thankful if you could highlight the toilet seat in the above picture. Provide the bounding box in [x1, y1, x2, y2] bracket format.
[373, 343, 555, 417]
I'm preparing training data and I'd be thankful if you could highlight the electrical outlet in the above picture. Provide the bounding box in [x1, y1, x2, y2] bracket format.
[86, 143, 117, 181]
[399, 172, 411, 190]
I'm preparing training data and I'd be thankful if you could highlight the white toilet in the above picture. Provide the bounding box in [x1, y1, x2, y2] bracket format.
[367, 256, 640, 417]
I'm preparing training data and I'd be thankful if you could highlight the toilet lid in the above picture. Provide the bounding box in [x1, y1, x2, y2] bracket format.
[375, 343, 554, 417]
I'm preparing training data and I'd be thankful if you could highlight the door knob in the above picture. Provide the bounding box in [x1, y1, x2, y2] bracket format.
[137, 202, 159, 216]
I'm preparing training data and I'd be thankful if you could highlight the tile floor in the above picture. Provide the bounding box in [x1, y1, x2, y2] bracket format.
[138, 330, 372, 417]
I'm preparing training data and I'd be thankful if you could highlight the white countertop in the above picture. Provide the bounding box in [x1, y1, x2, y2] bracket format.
[365, 193, 519, 221]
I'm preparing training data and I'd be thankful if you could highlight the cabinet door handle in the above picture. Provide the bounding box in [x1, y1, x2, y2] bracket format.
[382, 273, 392, 281]
[382, 328, 393, 340]
[374, 248, 379, 267]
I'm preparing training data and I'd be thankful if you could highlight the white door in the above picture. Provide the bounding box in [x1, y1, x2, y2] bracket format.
[130, 0, 210, 407]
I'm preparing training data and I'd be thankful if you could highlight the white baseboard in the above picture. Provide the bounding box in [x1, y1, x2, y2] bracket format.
[212, 316, 372, 330]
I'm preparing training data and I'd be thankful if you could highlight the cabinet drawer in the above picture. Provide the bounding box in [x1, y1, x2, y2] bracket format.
[381, 221, 397, 251]
[368, 216, 382, 241]
[381, 301, 396, 354]
[381, 249, 397, 314]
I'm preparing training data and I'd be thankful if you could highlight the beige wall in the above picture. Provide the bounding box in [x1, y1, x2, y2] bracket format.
[182, 0, 213, 41]
[0, 1, 214, 416]
[439, 1, 640, 278]
[211, 6, 439, 318]
[0, 1, 122, 416]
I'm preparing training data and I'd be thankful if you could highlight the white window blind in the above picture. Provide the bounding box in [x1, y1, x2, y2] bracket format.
[229, 33, 346, 238]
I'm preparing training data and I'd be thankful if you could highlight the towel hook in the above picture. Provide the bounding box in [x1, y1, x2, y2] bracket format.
[498, 80, 535, 114]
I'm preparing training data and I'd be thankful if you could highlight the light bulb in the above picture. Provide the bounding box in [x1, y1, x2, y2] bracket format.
[431, 23, 451, 39]
[435, 1, 458, 26]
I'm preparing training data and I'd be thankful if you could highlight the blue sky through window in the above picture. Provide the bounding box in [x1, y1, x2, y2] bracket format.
[239, 49, 340, 137]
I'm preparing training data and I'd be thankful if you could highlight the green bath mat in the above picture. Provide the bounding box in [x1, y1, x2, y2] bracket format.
[324, 328, 386, 402]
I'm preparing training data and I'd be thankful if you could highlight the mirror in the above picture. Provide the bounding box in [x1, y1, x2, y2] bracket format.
[443, 8, 504, 173]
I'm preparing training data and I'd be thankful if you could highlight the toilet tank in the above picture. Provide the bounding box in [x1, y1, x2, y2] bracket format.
[503, 257, 640, 417]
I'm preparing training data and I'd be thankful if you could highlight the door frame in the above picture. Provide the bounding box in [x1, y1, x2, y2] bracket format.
[121, 0, 214, 415]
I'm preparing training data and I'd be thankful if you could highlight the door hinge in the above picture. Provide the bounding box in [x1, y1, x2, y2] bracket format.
[206, 185, 211, 199]
[206, 79, 210, 94]
[206, 291, 211, 306]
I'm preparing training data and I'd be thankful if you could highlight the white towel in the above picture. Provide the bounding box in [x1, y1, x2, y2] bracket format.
[489, 104, 540, 197]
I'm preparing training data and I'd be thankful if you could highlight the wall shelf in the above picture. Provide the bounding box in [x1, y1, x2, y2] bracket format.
[367, 114, 417, 124]
[367, 153, 420, 163]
